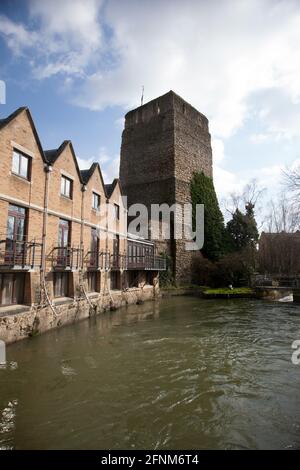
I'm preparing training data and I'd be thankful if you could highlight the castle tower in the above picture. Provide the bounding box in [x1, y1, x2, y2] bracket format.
[120, 91, 213, 283]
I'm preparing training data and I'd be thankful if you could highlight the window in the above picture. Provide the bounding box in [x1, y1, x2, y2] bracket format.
[0, 273, 25, 305]
[12, 150, 30, 179]
[114, 204, 120, 220]
[87, 272, 99, 292]
[110, 272, 121, 290]
[54, 272, 69, 297]
[61, 175, 72, 198]
[5, 204, 27, 265]
[92, 192, 100, 210]
[113, 234, 119, 256]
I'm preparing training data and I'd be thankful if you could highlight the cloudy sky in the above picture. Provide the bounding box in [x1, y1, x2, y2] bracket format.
[1, 0, 300, 204]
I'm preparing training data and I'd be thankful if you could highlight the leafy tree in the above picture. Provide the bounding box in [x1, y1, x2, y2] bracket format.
[191, 171, 227, 261]
[226, 202, 259, 251]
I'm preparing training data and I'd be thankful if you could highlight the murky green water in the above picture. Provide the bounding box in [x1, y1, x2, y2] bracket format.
[1, 297, 300, 450]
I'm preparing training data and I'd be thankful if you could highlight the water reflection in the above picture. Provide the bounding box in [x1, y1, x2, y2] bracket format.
[0, 297, 300, 449]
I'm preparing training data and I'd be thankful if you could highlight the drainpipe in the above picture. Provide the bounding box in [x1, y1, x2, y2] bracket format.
[41, 164, 57, 316]
[80, 185, 86, 261]
[41, 164, 52, 272]
[79, 185, 93, 308]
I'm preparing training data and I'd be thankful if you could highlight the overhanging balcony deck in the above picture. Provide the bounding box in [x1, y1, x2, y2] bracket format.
[85, 250, 110, 270]
[0, 235, 42, 270]
[110, 253, 126, 270]
[52, 246, 83, 271]
[126, 255, 166, 271]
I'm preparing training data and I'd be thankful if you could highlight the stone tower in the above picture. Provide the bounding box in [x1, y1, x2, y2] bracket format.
[120, 90, 213, 283]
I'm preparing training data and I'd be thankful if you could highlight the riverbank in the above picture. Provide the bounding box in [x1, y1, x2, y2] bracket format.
[161, 286, 255, 299]
[0, 285, 158, 345]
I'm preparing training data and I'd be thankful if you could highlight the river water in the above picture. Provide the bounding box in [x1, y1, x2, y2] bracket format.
[0, 297, 300, 450]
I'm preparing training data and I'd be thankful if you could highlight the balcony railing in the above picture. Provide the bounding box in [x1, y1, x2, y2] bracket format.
[111, 252, 126, 270]
[0, 235, 42, 269]
[52, 246, 83, 270]
[126, 254, 166, 271]
[85, 250, 110, 270]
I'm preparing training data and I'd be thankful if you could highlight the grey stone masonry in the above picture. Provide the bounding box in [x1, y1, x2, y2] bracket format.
[120, 90, 213, 284]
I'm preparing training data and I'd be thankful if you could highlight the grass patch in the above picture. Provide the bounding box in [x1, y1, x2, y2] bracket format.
[203, 287, 254, 295]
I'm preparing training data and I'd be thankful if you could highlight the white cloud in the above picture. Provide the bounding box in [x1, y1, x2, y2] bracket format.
[0, 15, 37, 54]
[72, 0, 300, 139]
[77, 147, 119, 184]
[2, 0, 300, 200]
[250, 133, 269, 144]
[211, 139, 225, 165]
[2, 0, 300, 140]
[0, 0, 103, 78]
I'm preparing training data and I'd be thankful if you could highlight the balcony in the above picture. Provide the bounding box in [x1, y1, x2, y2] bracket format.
[0, 235, 42, 270]
[110, 252, 126, 270]
[52, 246, 83, 270]
[126, 254, 166, 271]
[85, 250, 110, 270]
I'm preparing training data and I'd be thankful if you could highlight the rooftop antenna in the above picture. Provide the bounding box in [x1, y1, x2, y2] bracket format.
[141, 85, 144, 106]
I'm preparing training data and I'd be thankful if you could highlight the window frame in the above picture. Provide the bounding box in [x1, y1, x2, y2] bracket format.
[114, 203, 120, 220]
[60, 175, 73, 199]
[87, 271, 99, 293]
[54, 272, 69, 298]
[12, 149, 31, 180]
[92, 192, 101, 211]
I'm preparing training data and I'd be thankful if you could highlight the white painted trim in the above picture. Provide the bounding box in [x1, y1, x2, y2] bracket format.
[60, 170, 75, 180]
[11, 141, 35, 158]
[0, 193, 42, 212]
[0, 193, 133, 239]
[10, 172, 31, 185]
[92, 189, 101, 196]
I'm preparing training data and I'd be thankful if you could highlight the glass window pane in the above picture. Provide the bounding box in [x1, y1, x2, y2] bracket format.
[12, 152, 19, 174]
[6, 216, 14, 240]
[13, 274, 24, 304]
[61, 177, 65, 195]
[16, 218, 25, 241]
[20, 155, 28, 178]
[1, 274, 14, 305]
[65, 179, 70, 197]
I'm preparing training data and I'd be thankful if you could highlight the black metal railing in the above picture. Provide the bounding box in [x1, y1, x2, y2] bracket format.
[52, 246, 83, 270]
[126, 254, 166, 271]
[0, 235, 42, 269]
[254, 274, 300, 289]
[110, 252, 126, 270]
[85, 250, 110, 270]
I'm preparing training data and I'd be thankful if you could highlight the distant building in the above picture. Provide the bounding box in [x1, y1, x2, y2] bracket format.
[259, 231, 300, 275]
[120, 91, 213, 283]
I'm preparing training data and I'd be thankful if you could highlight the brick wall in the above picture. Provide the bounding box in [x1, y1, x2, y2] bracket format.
[0, 107, 162, 340]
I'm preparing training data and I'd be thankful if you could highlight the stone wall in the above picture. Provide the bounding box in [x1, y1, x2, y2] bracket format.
[0, 284, 159, 344]
[120, 90, 213, 284]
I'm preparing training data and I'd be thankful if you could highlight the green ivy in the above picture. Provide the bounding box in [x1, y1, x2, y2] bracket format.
[190, 171, 227, 261]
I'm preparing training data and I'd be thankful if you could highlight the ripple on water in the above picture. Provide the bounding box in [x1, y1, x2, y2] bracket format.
[1, 297, 300, 450]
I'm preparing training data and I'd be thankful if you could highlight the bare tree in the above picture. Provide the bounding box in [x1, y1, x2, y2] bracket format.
[222, 179, 266, 228]
[283, 165, 300, 200]
[263, 192, 300, 233]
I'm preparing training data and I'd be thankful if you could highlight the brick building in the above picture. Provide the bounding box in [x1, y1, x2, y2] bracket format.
[0, 107, 165, 343]
[120, 91, 213, 284]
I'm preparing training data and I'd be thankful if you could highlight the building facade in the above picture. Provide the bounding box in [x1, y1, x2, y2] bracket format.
[0, 107, 165, 343]
[120, 90, 213, 284]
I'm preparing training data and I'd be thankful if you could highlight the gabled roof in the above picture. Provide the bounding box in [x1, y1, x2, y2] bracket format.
[80, 162, 98, 183]
[105, 178, 120, 198]
[44, 140, 83, 183]
[44, 141, 69, 165]
[0, 106, 47, 162]
[80, 162, 107, 195]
